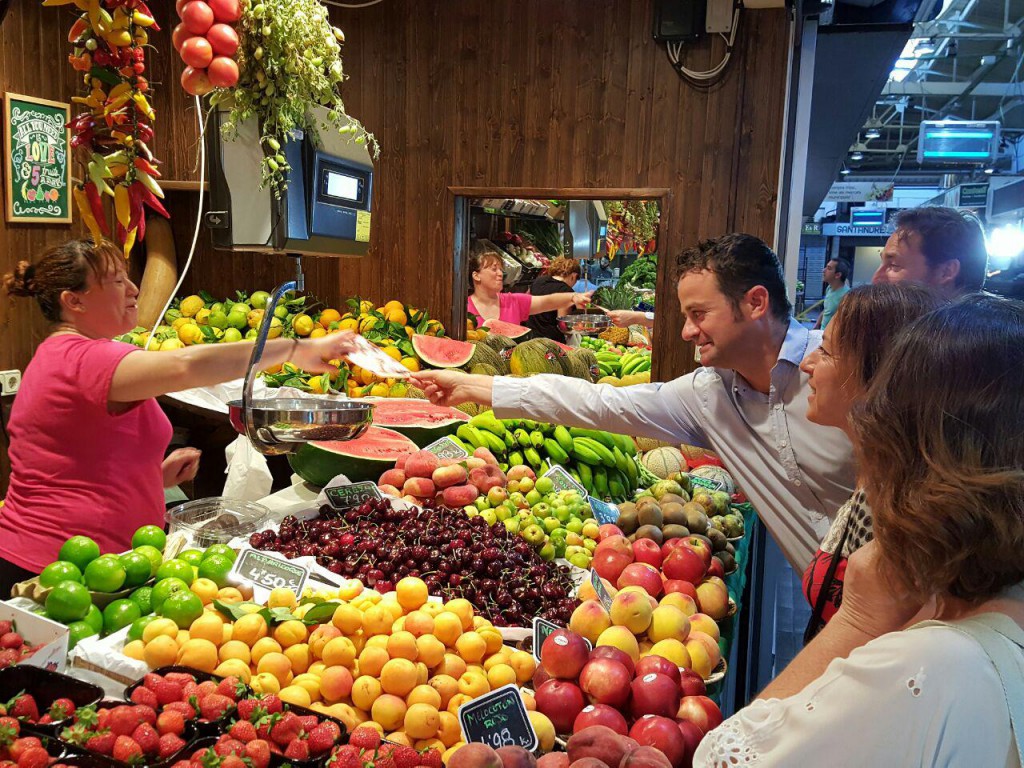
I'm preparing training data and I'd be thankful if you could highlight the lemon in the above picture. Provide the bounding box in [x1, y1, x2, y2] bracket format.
[292, 314, 315, 336]
[247, 309, 265, 329]
[194, 308, 212, 325]
[177, 324, 203, 346]
[180, 295, 204, 317]
[159, 338, 185, 351]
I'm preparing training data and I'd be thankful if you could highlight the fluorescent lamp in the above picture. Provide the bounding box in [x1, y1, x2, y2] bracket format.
[850, 151, 864, 161]
[865, 128, 881, 140]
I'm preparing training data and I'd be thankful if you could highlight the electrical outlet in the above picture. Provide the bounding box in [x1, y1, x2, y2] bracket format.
[0, 370, 21, 395]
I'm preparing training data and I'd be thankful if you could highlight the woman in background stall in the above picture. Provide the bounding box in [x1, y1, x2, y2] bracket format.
[526, 257, 583, 341]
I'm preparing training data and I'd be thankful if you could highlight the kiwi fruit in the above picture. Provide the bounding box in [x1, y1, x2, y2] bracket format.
[637, 504, 664, 529]
[682, 502, 709, 535]
[635, 525, 664, 544]
[718, 551, 737, 573]
[661, 502, 686, 526]
[617, 501, 637, 517]
[635, 497, 661, 517]
[662, 524, 690, 540]
[707, 528, 727, 552]
[660, 492, 690, 506]
[617, 507, 639, 534]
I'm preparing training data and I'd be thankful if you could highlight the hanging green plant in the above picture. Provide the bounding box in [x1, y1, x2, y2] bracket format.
[217, 0, 379, 198]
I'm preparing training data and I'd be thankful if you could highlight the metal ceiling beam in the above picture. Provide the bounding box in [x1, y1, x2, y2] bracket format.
[884, 81, 1024, 95]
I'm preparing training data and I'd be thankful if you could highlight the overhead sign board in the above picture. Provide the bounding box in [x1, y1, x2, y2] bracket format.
[824, 182, 894, 203]
[821, 222, 895, 237]
[958, 182, 989, 209]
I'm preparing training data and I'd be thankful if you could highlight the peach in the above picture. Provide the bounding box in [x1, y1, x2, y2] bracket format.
[404, 450, 440, 479]
[695, 580, 730, 620]
[537, 755, 569, 768]
[569, 601, 612, 645]
[495, 745, 538, 768]
[403, 477, 436, 498]
[688, 613, 720, 642]
[647, 639, 691, 670]
[448, 742, 502, 768]
[378, 468, 406, 488]
[378, 484, 402, 497]
[619, 746, 672, 768]
[506, 465, 536, 482]
[684, 631, 721, 679]
[473, 446, 500, 466]
[465, 456, 487, 470]
[469, 465, 506, 493]
[646, 605, 691, 644]
[609, 591, 653, 635]
[442, 484, 480, 508]
[658, 592, 698, 617]
[567, 759, 609, 768]
[432, 464, 468, 489]
[577, 577, 618, 603]
[595, 626, 640, 663]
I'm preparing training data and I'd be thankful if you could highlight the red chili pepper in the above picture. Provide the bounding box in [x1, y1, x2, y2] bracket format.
[137, 184, 168, 218]
[127, 181, 145, 239]
[83, 181, 110, 236]
[133, 156, 161, 178]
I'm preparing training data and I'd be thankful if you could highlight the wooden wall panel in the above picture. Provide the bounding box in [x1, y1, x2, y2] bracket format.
[1, 1, 792, 494]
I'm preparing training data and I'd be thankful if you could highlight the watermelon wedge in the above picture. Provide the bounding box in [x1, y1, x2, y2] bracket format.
[482, 319, 531, 339]
[287, 426, 418, 487]
[411, 334, 475, 368]
[365, 397, 469, 446]
[552, 341, 574, 353]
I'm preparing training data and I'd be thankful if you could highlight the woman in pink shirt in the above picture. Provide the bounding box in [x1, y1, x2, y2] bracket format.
[466, 251, 592, 328]
[0, 239, 357, 593]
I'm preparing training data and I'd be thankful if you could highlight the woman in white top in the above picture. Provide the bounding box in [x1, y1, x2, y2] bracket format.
[696, 294, 1024, 767]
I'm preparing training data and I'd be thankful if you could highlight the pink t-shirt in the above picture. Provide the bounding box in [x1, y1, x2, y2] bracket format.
[0, 335, 172, 572]
[467, 293, 532, 326]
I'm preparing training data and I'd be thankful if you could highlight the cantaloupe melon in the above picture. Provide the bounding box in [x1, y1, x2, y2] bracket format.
[641, 446, 687, 479]
[689, 465, 736, 494]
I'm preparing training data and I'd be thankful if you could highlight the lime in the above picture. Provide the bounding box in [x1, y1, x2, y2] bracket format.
[150, 577, 189, 613]
[84, 555, 127, 593]
[67, 621, 98, 650]
[155, 559, 194, 585]
[221, 328, 243, 343]
[45, 581, 92, 624]
[133, 545, 164, 577]
[250, 291, 270, 309]
[127, 615, 158, 643]
[129, 586, 154, 615]
[202, 544, 237, 564]
[226, 309, 249, 331]
[103, 599, 142, 635]
[131, 525, 166, 551]
[178, 549, 205, 567]
[58, 536, 101, 572]
[39, 561, 83, 588]
[83, 604, 104, 634]
[120, 551, 153, 588]
[208, 311, 229, 330]
[197, 554, 233, 588]
[159, 590, 203, 629]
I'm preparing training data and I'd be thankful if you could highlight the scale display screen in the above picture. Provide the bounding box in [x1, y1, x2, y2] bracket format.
[318, 165, 367, 208]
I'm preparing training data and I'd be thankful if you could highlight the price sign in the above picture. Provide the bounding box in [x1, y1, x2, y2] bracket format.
[230, 548, 309, 597]
[532, 617, 590, 662]
[588, 496, 619, 525]
[591, 569, 613, 611]
[543, 465, 586, 495]
[424, 436, 469, 460]
[458, 684, 538, 752]
[689, 475, 725, 492]
[4, 93, 71, 224]
[325, 481, 383, 510]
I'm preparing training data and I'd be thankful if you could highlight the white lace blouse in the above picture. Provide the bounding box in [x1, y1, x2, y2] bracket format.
[694, 623, 1019, 767]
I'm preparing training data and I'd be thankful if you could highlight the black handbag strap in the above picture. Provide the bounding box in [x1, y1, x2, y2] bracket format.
[803, 518, 852, 645]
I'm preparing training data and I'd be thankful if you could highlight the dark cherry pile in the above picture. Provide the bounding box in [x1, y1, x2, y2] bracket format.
[248, 499, 578, 626]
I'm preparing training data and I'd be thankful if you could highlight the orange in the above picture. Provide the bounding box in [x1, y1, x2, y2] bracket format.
[371, 694, 407, 732]
[404, 703, 440, 740]
[381, 345, 403, 361]
[380, 658, 418, 697]
[396, 577, 428, 611]
[318, 309, 342, 329]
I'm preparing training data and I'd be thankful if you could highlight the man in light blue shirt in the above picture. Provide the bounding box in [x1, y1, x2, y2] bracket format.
[816, 258, 851, 330]
[414, 235, 856, 570]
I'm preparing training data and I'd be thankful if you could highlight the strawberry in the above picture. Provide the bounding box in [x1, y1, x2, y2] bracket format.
[215, 677, 245, 701]
[153, 680, 184, 705]
[84, 731, 116, 755]
[418, 748, 443, 768]
[221, 756, 247, 768]
[131, 722, 160, 755]
[243, 739, 271, 768]
[228, 720, 257, 743]
[0, 621, 12, 635]
[181, 681, 199, 699]
[306, 723, 336, 756]
[298, 714, 318, 732]
[268, 712, 301, 746]
[158, 733, 187, 759]
[0, 716, 20, 745]
[348, 726, 381, 751]
[319, 721, 341, 741]
[0, 632, 23, 650]
[7, 695, 38, 722]
[156, 710, 186, 737]
[112, 736, 142, 763]
[133, 704, 157, 726]
[162, 701, 196, 720]
[214, 737, 247, 757]
[198, 694, 234, 722]
[236, 699, 267, 724]
[48, 698, 75, 722]
[375, 754, 396, 768]
[164, 673, 196, 687]
[142, 673, 165, 692]
[107, 706, 139, 737]
[8, 736, 42, 759]
[129, 686, 158, 709]
[330, 746, 362, 768]
[15, 746, 49, 768]
[259, 696, 283, 716]
[194, 681, 218, 699]
[283, 738, 309, 761]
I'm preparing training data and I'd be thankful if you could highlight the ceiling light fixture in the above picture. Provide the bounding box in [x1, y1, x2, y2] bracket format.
[984, 167, 995, 174]
[840, 167, 851, 176]
[850, 151, 864, 161]
[865, 128, 881, 140]
[914, 37, 937, 56]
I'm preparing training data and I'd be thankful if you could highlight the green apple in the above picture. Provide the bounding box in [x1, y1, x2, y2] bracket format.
[566, 518, 584, 534]
[535, 477, 554, 495]
[521, 524, 546, 545]
[480, 509, 498, 526]
[519, 477, 535, 493]
[525, 490, 543, 507]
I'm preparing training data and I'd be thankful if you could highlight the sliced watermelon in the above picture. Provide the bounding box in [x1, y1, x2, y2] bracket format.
[287, 426, 418, 487]
[552, 341, 574, 353]
[412, 334, 475, 368]
[482, 319, 531, 339]
[365, 397, 469, 447]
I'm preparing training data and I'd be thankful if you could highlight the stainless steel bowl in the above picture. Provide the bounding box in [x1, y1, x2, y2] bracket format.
[227, 398, 375, 449]
[557, 313, 611, 336]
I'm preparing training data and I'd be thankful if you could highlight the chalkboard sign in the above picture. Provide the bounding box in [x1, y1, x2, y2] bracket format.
[588, 496, 619, 525]
[230, 548, 309, 595]
[4, 93, 71, 223]
[591, 568, 613, 610]
[325, 481, 383, 510]
[689, 475, 725, 492]
[458, 684, 538, 752]
[424, 436, 469, 460]
[543, 465, 586, 495]
[532, 617, 591, 662]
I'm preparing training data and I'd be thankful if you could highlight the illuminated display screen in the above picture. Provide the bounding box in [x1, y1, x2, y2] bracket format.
[917, 121, 999, 164]
[325, 171, 360, 201]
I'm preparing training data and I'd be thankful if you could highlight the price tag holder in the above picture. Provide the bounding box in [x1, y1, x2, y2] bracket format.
[324, 481, 383, 510]
[543, 465, 587, 495]
[588, 496, 619, 525]
[689, 475, 726, 492]
[591, 569, 613, 611]
[229, 548, 309, 603]
[458, 683, 538, 752]
[532, 617, 591, 662]
[424, 436, 470, 460]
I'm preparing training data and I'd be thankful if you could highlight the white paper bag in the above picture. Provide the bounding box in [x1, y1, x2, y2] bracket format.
[222, 434, 273, 500]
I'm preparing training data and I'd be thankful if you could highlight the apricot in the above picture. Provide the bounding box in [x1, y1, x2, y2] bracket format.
[569, 600, 612, 645]
[370, 693, 407, 732]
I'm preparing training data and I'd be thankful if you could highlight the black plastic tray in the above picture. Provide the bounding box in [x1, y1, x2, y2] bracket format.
[123, 665, 247, 736]
[228, 697, 348, 768]
[0, 665, 104, 735]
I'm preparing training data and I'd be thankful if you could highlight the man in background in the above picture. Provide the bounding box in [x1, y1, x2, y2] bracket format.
[815, 258, 851, 330]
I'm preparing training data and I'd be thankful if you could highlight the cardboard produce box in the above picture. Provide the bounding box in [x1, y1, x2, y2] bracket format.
[0, 599, 69, 672]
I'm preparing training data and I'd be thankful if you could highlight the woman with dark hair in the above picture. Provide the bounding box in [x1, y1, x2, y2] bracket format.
[466, 250, 591, 328]
[696, 294, 1024, 766]
[526, 257, 582, 341]
[799, 283, 945, 640]
[0, 240, 356, 594]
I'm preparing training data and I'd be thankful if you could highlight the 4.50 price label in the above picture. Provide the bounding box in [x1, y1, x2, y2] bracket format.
[458, 684, 538, 752]
[229, 548, 309, 596]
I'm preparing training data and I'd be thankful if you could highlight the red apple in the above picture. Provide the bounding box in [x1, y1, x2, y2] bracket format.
[596, 534, 634, 559]
[707, 556, 725, 580]
[542, 630, 590, 680]
[663, 547, 706, 585]
[677, 719, 705, 763]
[593, 549, 633, 584]
[632, 538, 663, 569]
[573, 705, 629, 735]
[683, 537, 713, 569]
[663, 580, 699, 601]
[579, 659, 631, 708]
[678, 669, 707, 698]
[617, 563, 663, 597]
[630, 715, 687, 768]
[599, 524, 624, 540]
[676, 695, 723, 734]
[630, 672, 680, 719]
[662, 538, 688, 559]
[532, 665, 551, 690]
[635, 654, 681, 684]
[588, 645, 635, 678]
[535, 679, 585, 735]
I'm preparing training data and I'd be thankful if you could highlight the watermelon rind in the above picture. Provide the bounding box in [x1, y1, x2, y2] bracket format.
[287, 426, 418, 487]
[364, 397, 469, 447]
[482, 319, 531, 339]
[412, 334, 475, 368]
